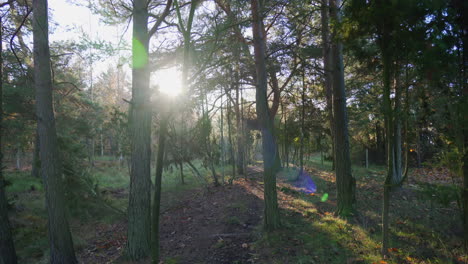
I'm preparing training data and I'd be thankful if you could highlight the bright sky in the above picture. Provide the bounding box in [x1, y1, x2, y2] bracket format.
[49, 0, 124, 44]
[49, 0, 130, 74]
[48, 0, 184, 96]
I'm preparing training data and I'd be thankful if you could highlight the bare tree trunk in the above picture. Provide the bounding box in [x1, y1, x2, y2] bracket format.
[0, 15, 18, 264]
[127, 0, 152, 259]
[330, 0, 356, 217]
[251, 0, 280, 231]
[33, 1, 77, 262]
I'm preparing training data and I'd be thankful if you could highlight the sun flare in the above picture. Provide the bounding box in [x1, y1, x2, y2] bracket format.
[154, 67, 183, 97]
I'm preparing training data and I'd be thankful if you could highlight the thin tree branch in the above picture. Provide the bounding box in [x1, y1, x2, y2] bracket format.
[148, 0, 173, 37]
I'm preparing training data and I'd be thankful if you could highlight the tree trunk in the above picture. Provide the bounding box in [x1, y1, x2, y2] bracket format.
[187, 160, 205, 183]
[330, 0, 356, 217]
[380, 21, 394, 257]
[403, 72, 410, 179]
[299, 65, 306, 176]
[234, 48, 245, 175]
[321, 0, 335, 171]
[392, 69, 403, 185]
[151, 115, 168, 264]
[220, 92, 225, 183]
[366, 148, 369, 169]
[455, 0, 468, 249]
[33, 1, 77, 262]
[15, 145, 21, 171]
[251, 0, 280, 231]
[127, 0, 152, 259]
[0, 15, 18, 264]
[179, 162, 185, 185]
[31, 129, 40, 178]
[227, 97, 236, 183]
[100, 129, 104, 157]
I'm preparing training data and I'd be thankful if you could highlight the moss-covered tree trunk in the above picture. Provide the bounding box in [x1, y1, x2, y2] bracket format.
[0, 15, 18, 264]
[251, 0, 280, 231]
[127, 0, 152, 259]
[330, 0, 356, 217]
[33, 1, 77, 262]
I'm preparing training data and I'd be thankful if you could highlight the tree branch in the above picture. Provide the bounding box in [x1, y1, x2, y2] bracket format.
[148, 0, 173, 38]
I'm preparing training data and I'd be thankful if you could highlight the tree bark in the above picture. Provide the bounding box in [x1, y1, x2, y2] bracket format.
[220, 92, 225, 183]
[151, 115, 168, 263]
[251, 0, 280, 231]
[15, 145, 21, 170]
[226, 95, 236, 183]
[235, 61, 245, 175]
[33, 1, 77, 262]
[127, 0, 152, 259]
[299, 64, 306, 176]
[330, 0, 356, 217]
[392, 68, 403, 185]
[379, 17, 394, 257]
[321, 0, 335, 171]
[0, 15, 18, 264]
[31, 129, 40, 178]
[179, 162, 185, 185]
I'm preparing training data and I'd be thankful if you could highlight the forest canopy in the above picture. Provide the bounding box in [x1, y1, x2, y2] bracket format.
[0, 0, 467, 263]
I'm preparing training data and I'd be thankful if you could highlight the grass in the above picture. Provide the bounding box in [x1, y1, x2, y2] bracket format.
[5, 154, 466, 263]
[5, 171, 43, 193]
[253, 153, 466, 264]
[4, 157, 220, 262]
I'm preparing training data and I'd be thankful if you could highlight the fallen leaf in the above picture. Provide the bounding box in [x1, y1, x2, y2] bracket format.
[387, 247, 399, 252]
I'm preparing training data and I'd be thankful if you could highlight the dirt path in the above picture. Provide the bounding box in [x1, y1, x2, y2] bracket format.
[78, 168, 265, 264]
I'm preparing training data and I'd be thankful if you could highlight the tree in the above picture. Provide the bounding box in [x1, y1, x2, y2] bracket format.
[329, 0, 356, 217]
[127, 0, 152, 259]
[151, 109, 169, 263]
[33, 0, 77, 262]
[250, 0, 280, 231]
[321, 0, 335, 170]
[0, 12, 18, 264]
[127, 0, 172, 260]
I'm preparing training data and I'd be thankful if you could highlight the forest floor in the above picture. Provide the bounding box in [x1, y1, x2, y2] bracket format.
[5, 156, 467, 263]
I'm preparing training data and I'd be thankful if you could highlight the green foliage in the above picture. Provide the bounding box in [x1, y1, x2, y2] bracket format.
[417, 183, 459, 207]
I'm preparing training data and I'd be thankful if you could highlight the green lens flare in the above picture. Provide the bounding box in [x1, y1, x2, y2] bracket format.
[132, 38, 148, 68]
[321, 193, 329, 202]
